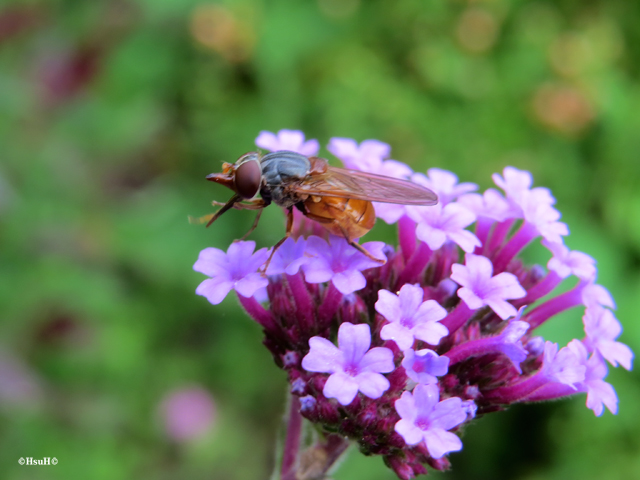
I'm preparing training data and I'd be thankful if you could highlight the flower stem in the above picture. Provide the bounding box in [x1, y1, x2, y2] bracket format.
[281, 395, 303, 480]
[398, 215, 416, 262]
[237, 294, 278, 333]
[395, 242, 432, 288]
[286, 273, 315, 333]
[483, 372, 548, 403]
[492, 222, 538, 273]
[296, 435, 350, 480]
[525, 282, 585, 329]
[485, 219, 516, 256]
[445, 336, 499, 366]
[474, 217, 492, 252]
[441, 302, 473, 335]
[516, 270, 562, 307]
[318, 283, 343, 328]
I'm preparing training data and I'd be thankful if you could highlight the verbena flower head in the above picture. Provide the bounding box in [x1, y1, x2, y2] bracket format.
[193, 130, 634, 479]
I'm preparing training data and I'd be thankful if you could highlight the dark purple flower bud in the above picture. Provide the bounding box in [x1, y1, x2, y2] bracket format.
[290, 378, 306, 396]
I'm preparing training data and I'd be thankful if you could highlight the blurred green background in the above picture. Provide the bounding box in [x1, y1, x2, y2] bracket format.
[1, 0, 639, 479]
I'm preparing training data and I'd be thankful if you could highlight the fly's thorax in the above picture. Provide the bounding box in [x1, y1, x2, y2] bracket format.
[260, 151, 311, 186]
[270, 186, 302, 208]
[260, 150, 311, 208]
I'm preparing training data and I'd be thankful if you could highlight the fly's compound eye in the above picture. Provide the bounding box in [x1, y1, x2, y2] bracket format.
[234, 158, 262, 199]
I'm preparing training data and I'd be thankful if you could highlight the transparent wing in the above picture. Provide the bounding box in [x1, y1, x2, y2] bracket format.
[287, 166, 438, 205]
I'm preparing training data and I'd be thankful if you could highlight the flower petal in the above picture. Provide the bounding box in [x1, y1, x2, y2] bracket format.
[355, 371, 391, 399]
[195, 279, 233, 305]
[338, 323, 371, 365]
[380, 322, 414, 351]
[323, 372, 359, 405]
[423, 428, 463, 459]
[302, 337, 342, 373]
[394, 419, 424, 446]
[359, 347, 395, 374]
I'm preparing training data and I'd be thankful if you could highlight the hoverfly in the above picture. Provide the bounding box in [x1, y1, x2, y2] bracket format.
[195, 150, 437, 266]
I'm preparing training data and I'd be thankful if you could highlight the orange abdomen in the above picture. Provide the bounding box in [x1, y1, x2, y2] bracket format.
[303, 196, 376, 241]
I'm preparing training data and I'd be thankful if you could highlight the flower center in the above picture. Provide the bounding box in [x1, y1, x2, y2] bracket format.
[400, 317, 414, 329]
[344, 364, 359, 377]
[415, 417, 431, 431]
[412, 361, 425, 374]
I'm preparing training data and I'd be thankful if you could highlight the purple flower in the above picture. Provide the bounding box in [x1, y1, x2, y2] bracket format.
[567, 340, 619, 416]
[541, 341, 587, 388]
[406, 203, 481, 253]
[526, 336, 546, 357]
[544, 240, 597, 280]
[522, 339, 619, 416]
[265, 237, 309, 276]
[583, 306, 633, 370]
[328, 138, 411, 176]
[450, 254, 526, 320]
[582, 283, 616, 309]
[0, 350, 42, 407]
[492, 167, 555, 209]
[492, 167, 568, 244]
[518, 191, 569, 244]
[445, 316, 530, 373]
[255, 129, 319, 156]
[301, 323, 395, 405]
[394, 384, 470, 459]
[194, 241, 269, 305]
[457, 189, 511, 222]
[302, 236, 386, 295]
[411, 168, 477, 205]
[375, 284, 449, 350]
[484, 341, 586, 404]
[402, 349, 450, 385]
[160, 386, 217, 442]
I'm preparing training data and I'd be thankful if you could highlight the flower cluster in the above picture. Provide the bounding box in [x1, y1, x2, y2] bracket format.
[194, 130, 633, 479]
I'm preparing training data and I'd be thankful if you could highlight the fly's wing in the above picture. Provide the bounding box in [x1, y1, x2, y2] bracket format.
[286, 166, 438, 205]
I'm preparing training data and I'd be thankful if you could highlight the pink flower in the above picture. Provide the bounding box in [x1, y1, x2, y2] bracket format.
[407, 203, 481, 253]
[193, 241, 269, 305]
[375, 284, 448, 350]
[160, 386, 217, 442]
[394, 384, 470, 459]
[256, 129, 319, 156]
[302, 323, 395, 405]
[451, 254, 526, 320]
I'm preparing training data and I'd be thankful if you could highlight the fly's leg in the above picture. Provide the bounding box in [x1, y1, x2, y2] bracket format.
[189, 197, 267, 232]
[302, 211, 386, 264]
[211, 199, 267, 211]
[204, 194, 242, 227]
[261, 207, 294, 274]
[238, 208, 263, 241]
[215, 198, 269, 241]
[187, 198, 239, 226]
[338, 225, 386, 264]
[188, 213, 216, 225]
